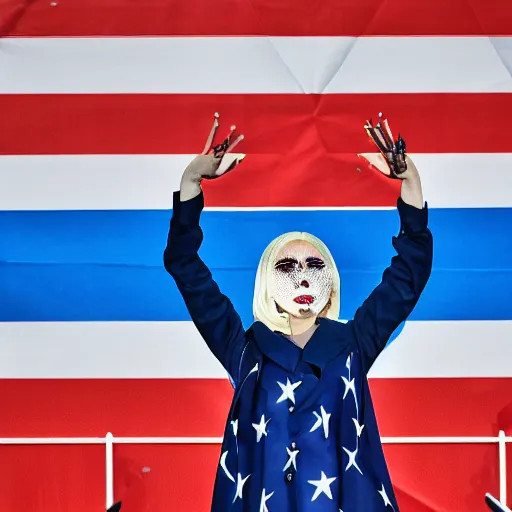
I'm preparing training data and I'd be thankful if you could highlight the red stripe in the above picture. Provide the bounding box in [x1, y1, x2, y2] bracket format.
[0, 379, 233, 438]
[0, 445, 496, 512]
[370, 378, 512, 437]
[203, 152, 401, 208]
[0, 442, 503, 511]
[1, 378, 511, 438]
[113, 444, 220, 512]
[2, 93, 510, 156]
[0, 445, 105, 511]
[1, 0, 511, 36]
[384, 444, 501, 511]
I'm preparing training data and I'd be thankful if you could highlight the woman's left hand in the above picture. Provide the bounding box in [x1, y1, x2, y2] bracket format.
[357, 113, 419, 180]
[357, 152, 419, 180]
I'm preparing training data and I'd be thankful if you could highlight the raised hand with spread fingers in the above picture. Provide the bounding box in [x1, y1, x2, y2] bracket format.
[180, 112, 246, 201]
[358, 112, 424, 209]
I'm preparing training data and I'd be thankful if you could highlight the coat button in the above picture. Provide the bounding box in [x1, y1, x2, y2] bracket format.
[289, 406, 294, 412]
[285, 472, 293, 483]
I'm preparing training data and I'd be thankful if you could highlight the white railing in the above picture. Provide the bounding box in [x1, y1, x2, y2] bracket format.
[0, 432, 509, 509]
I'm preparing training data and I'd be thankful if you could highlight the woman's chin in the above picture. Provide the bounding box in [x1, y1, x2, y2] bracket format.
[288, 306, 316, 319]
[276, 300, 323, 319]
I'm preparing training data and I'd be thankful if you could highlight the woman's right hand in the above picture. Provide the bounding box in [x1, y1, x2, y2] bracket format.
[181, 113, 246, 197]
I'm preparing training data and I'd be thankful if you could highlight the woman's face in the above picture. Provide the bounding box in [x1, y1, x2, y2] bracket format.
[270, 240, 333, 319]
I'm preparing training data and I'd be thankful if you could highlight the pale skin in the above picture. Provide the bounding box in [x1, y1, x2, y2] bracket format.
[273, 240, 326, 340]
[179, 119, 425, 344]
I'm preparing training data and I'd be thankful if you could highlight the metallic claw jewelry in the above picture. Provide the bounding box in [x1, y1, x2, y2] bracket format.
[364, 112, 407, 178]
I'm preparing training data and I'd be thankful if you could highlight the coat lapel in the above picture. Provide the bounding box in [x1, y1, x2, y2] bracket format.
[249, 318, 351, 377]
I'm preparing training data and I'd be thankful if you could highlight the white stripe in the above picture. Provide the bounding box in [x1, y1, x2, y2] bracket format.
[1, 153, 511, 210]
[369, 320, 512, 378]
[0, 321, 227, 379]
[0, 320, 511, 378]
[1, 37, 511, 94]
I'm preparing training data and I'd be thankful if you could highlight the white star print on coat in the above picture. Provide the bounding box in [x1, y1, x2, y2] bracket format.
[310, 405, 331, 439]
[307, 471, 337, 501]
[276, 378, 302, 404]
[220, 451, 235, 482]
[283, 446, 299, 472]
[352, 418, 364, 437]
[259, 488, 274, 512]
[378, 483, 395, 509]
[233, 473, 251, 503]
[342, 376, 356, 401]
[342, 446, 363, 475]
[343, 353, 360, 424]
[252, 414, 270, 442]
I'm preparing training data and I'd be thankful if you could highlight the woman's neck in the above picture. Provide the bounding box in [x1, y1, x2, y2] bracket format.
[289, 316, 316, 335]
[287, 316, 318, 348]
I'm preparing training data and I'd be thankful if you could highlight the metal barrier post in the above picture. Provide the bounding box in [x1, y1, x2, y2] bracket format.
[499, 430, 508, 505]
[106, 432, 114, 509]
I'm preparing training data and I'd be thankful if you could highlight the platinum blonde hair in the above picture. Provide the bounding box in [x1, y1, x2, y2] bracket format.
[252, 231, 341, 335]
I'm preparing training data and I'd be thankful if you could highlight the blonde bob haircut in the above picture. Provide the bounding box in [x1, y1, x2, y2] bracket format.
[252, 231, 341, 335]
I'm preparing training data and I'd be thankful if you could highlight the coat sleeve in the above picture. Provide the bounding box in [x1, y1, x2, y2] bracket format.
[348, 197, 433, 373]
[163, 190, 247, 385]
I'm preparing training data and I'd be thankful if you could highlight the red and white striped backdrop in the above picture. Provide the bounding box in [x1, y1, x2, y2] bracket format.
[1, 0, 512, 510]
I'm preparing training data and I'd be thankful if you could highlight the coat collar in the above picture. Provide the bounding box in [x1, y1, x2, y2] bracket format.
[248, 317, 350, 375]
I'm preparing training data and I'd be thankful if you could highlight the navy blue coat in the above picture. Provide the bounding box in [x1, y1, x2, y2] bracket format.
[164, 190, 433, 512]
